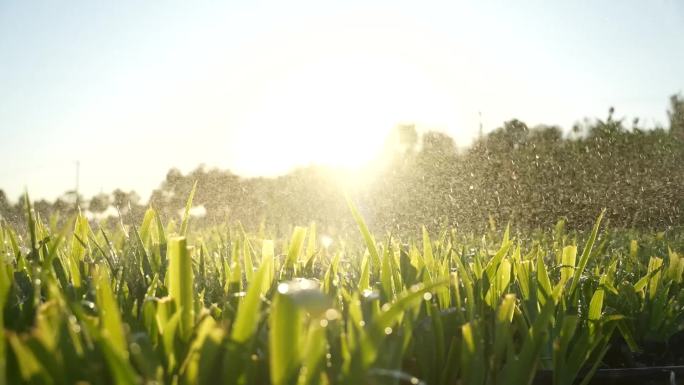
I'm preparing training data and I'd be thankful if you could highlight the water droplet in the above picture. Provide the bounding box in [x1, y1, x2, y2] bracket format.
[277, 283, 289, 294]
[325, 308, 340, 320]
[129, 343, 141, 355]
[384, 327, 393, 335]
[320, 235, 333, 249]
[361, 289, 379, 300]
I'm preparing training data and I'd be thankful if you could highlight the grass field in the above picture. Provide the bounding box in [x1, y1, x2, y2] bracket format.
[1, 190, 683, 385]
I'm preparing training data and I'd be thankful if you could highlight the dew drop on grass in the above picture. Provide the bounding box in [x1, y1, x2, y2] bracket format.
[325, 308, 340, 320]
[129, 343, 141, 355]
[70, 323, 81, 334]
[384, 327, 393, 335]
[362, 289, 379, 300]
[321, 235, 333, 248]
[277, 282, 289, 294]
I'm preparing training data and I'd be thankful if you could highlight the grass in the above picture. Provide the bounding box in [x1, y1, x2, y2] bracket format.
[0, 189, 683, 385]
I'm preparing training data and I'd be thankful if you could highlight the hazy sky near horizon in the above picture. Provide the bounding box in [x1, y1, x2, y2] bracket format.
[1, 0, 683, 201]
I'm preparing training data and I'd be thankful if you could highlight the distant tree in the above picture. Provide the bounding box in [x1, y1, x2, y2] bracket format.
[383, 124, 419, 158]
[0, 190, 11, 221]
[488, 119, 530, 149]
[111, 189, 142, 219]
[668, 93, 684, 140]
[89, 193, 110, 214]
[421, 131, 456, 155]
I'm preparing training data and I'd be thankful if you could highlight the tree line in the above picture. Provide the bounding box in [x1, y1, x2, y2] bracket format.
[2, 95, 683, 235]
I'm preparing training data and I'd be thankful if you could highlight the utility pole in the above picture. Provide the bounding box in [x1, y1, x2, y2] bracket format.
[478, 111, 483, 138]
[75, 160, 80, 209]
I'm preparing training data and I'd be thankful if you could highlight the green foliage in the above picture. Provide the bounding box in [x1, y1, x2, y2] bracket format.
[0, 190, 683, 385]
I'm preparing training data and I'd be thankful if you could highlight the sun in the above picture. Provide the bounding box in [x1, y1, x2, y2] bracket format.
[229, 52, 461, 177]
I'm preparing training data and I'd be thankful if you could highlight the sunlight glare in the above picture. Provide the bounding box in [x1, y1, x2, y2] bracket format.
[230, 52, 463, 177]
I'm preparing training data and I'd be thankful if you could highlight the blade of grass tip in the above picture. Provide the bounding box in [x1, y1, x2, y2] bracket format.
[494, 294, 517, 371]
[154, 208, 167, 246]
[6, 227, 22, 266]
[345, 194, 380, 267]
[569, 209, 605, 297]
[485, 241, 512, 283]
[93, 265, 127, 357]
[587, 287, 604, 335]
[231, 257, 268, 343]
[262, 240, 275, 295]
[168, 237, 194, 341]
[502, 222, 511, 246]
[381, 241, 394, 299]
[131, 224, 153, 277]
[88, 232, 115, 272]
[180, 181, 198, 237]
[560, 246, 577, 286]
[460, 322, 485, 385]
[24, 191, 38, 261]
[537, 252, 554, 305]
[140, 207, 156, 245]
[647, 257, 663, 301]
[633, 262, 664, 293]
[284, 227, 307, 274]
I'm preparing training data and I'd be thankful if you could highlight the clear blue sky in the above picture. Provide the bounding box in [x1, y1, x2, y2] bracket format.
[1, 0, 683, 201]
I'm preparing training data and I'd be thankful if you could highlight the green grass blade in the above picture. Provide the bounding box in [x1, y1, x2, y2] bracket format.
[269, 292, 302, 385]
[346, 195, 380, 267]
[231, 255, 268, 343]
[93, 265, 127, 356]
[180, 181, 198, 237]
[569, 210, 605, 297]
[168, 237, 194, 341]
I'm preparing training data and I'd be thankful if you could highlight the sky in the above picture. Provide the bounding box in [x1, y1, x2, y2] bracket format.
[1, 0, 683, 201]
